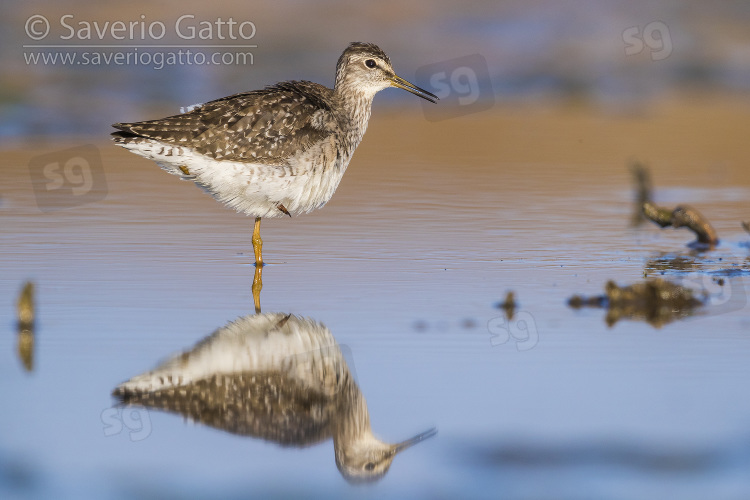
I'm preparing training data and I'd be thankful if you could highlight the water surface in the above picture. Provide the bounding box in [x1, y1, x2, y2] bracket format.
[2, 102, 750, 498]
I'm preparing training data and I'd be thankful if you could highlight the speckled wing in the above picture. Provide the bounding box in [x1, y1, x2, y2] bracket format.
[112, 81, 336, 165]
[115, 371, 337, 446]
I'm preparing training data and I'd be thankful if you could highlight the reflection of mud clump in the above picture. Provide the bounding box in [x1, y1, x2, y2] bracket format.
[568, 278, 704, 327]
[642, 202, 719, 246]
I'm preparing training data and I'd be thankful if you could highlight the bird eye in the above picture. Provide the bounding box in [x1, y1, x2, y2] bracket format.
[364, 462, 376, 471]
[365, 59, 377, 69]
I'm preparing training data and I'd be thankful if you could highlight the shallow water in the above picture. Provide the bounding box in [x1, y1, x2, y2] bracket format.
[2, 101, 750, 499]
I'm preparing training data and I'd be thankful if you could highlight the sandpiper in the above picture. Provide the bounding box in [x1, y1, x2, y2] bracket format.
[112, 42, 437, 266]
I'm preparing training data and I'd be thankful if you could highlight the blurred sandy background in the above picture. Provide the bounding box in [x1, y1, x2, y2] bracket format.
[3, 0, 750, 137]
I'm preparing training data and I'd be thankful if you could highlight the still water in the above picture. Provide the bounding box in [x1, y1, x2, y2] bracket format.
[2, 103, 750, 498]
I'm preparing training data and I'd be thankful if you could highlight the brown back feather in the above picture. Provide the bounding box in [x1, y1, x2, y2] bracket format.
[112, 81, 337, 164]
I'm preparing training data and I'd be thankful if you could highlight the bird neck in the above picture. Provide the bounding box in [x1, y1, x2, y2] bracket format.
[333, 83, 375, 153]
[332, 375, 372, 450]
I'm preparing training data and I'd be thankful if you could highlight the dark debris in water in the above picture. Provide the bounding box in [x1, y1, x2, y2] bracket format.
[629, 161, 653, 227]
[645, 254, 700, 274]
[496, 291, 517, 320]
[642, 202, 719, 247]
[644, 252, 750, 277]
[568, 278, 704, 328]
[16, 281, 35, 372]
[17, 281, 34, 328]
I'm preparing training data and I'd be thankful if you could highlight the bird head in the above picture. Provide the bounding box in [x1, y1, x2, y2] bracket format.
[335, 42, 437, 103]
[335, 427, 437, 484]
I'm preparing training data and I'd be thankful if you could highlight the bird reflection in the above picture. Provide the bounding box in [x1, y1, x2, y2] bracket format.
[252, 265, 262, 313]
[113, 312, 435, 483]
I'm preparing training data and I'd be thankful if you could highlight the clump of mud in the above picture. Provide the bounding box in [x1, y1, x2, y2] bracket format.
[642, 202, 719, 247]
[16, 281, 34, 372]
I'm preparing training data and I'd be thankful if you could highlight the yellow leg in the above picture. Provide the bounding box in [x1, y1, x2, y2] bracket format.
[252, 264, 263, 314]
[252, 217, 263, 267]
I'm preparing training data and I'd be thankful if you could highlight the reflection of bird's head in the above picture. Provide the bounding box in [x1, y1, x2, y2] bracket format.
[335, 428, 437, 484]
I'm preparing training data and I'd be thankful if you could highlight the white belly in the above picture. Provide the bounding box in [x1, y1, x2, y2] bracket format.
[114, 313, 347, 396]
[116, 138, 350, 218]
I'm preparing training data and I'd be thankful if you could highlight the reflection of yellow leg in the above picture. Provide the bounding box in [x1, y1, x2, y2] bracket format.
[252, 217, 263, 267]
[252, 264, 263, 314]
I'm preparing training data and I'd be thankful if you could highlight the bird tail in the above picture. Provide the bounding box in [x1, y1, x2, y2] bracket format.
[111, 131, 196, 180]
